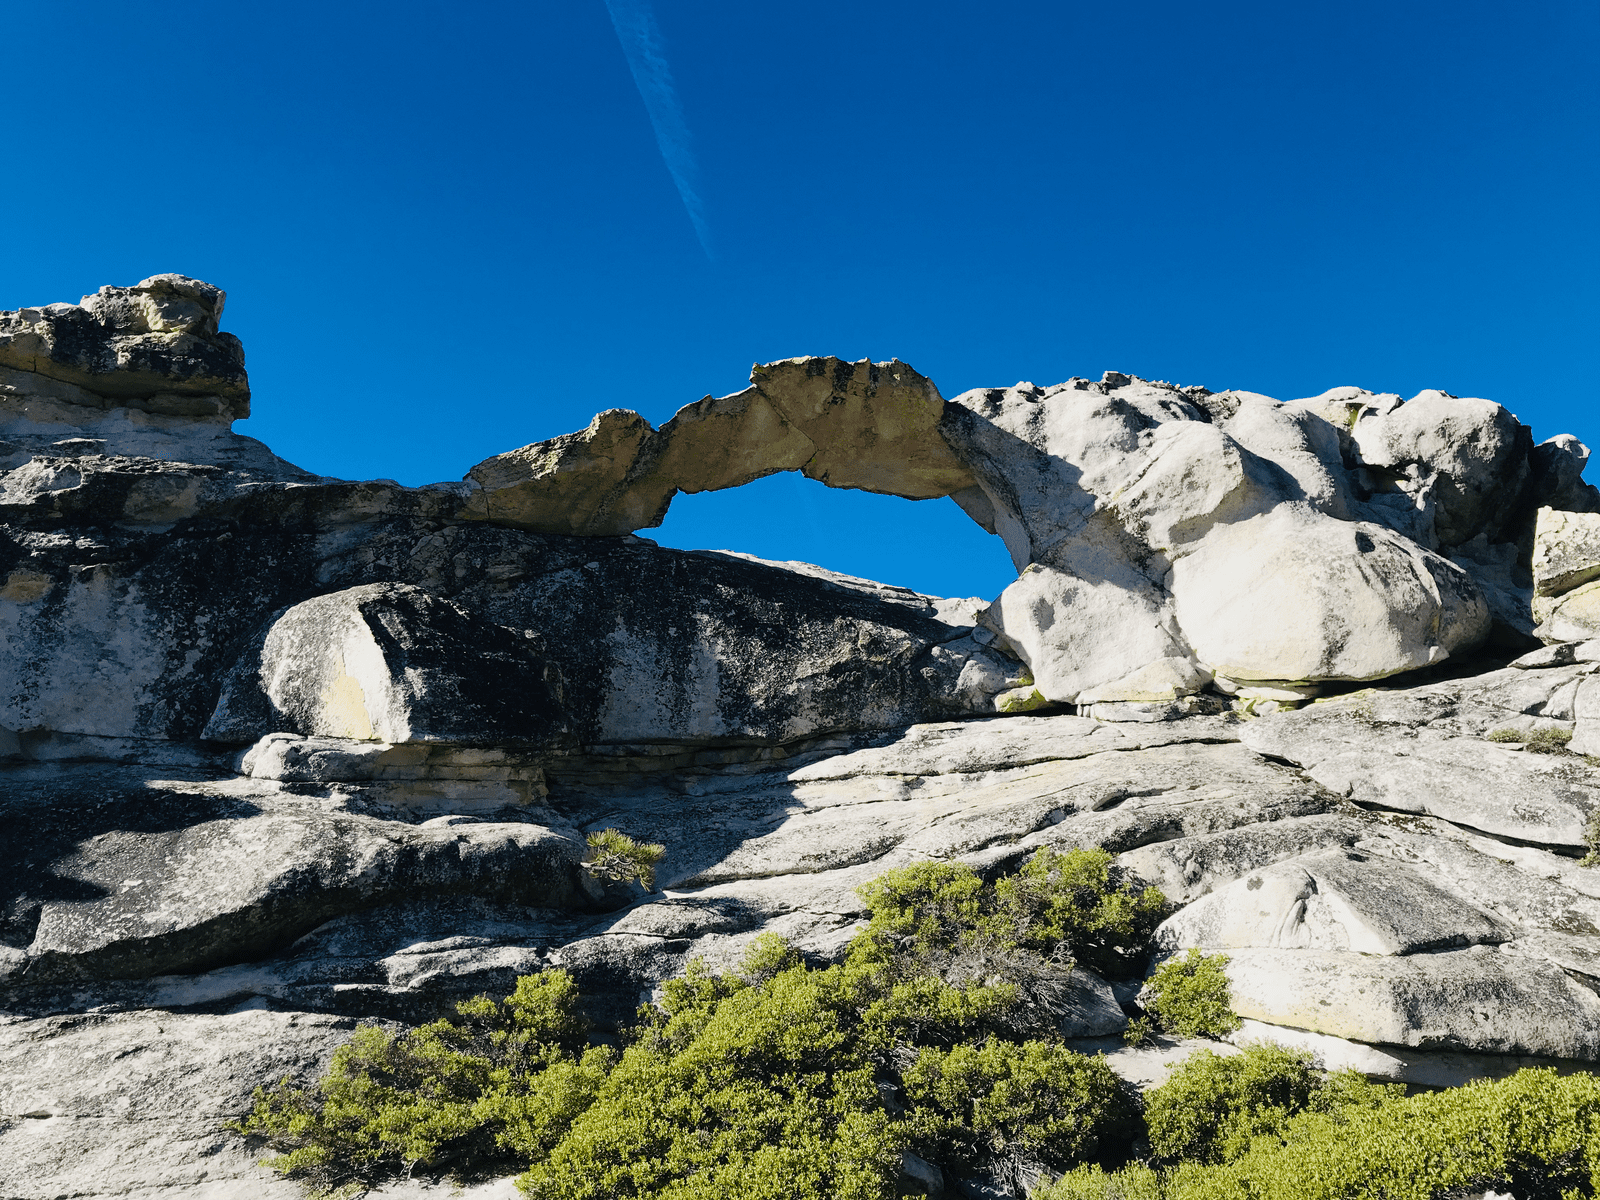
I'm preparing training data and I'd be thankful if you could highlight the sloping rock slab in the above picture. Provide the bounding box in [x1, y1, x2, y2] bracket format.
[1222, 946, 1600, 1058]
[0, 1008, 349, 1200]
[1241, 682, 1599, 847]
[0, 766, 585, 984]
[1155, 850, 1508, 954]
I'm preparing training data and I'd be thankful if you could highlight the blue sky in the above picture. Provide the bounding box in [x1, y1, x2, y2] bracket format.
[6, 1, 1597, 601]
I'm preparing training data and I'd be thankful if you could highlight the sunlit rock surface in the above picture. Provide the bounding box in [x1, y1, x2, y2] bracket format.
[7, 277, 1600, 1197]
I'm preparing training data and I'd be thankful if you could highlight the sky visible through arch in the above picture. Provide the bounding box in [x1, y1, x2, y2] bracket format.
[4, 1, 1597, 602]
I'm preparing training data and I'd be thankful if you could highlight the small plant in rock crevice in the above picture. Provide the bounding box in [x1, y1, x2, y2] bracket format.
[1583, 808, 1600, 868]
[582, 828, 666, 891]
[1485, 726, 1575, 755]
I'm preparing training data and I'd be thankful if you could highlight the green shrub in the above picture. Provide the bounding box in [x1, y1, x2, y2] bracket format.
[1162, 1067, 1600, 1200]
[900, 1039, 1133, 1184]
[992, 848, 1168, 979]
[1142, 1043, 1375, 1165]
[1584, 808, 1600, 868]
[1121, 1016, 1155, 1048]
[584, 828, 667, 890]
[852, 849, 1167, 983]
[229, 971, 610, 1195]
[853, 860, 990, 973]
[1034, 1163, 1164, 1200]
[520, 954, 902, 1200]
[1527, 726, 1575, 754]
[1486, 726, 1576, 754]
[1137, 951, 1239, 1040]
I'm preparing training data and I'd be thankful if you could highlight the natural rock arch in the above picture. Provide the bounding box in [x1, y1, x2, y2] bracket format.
[460, 356, 981, 536]
[460, 355, 1597, 707]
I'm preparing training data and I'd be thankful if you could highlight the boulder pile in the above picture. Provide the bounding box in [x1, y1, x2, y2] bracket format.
[5, 277, 1600, 1198]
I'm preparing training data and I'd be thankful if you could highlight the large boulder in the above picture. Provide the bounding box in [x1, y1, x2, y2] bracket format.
[1347, 390, 1531, 548]
[204, 583, 568, 747]
[945, 375, 1503, 700]
[1169, 509, 1489, 683]
[1534, 506, 1600, 598]
[1154, 849, 1508, 955]
[1220, 947, 1600, 1060]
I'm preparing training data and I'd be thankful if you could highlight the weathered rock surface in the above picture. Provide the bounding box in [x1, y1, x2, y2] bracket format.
[1238, 669, 1600, 847]
[0, 275, 248, 413]
[1154, 849, 1509, 955]
[6, 276, 1600, 1197]
[466, 357, 974, 535]
[1534, 506, 1600, 598]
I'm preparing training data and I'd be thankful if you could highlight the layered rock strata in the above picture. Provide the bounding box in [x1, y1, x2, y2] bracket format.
[6, 277, 1600, 1197]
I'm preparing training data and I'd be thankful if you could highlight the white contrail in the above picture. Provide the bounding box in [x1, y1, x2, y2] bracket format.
[603, 0, 713, 258]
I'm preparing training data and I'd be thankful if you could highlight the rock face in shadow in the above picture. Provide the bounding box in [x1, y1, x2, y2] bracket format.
[204, 583, 569, 747]
[8, 276, 1600, 1197]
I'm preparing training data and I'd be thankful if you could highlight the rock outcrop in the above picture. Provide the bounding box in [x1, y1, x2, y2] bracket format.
[6, 276, 1600, 1197]
[460, 364, 1593, 708]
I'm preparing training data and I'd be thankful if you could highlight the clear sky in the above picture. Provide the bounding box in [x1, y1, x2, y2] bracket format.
[6, 1, 1597, 602]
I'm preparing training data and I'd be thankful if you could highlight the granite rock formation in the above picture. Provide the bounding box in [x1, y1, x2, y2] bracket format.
[5, 277, 1600, 1198]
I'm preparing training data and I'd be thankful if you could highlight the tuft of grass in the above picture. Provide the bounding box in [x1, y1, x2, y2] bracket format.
[583, 829, 666, 891]
[1526, 727, 1574, 754]
[1486, 726, 1574, 754]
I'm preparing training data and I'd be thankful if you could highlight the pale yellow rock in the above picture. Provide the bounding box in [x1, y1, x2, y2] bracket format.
[646, 385, 814, 495]
[1540, 579, 1600, 643]
[460, 357, 975, 537]
[0, 569, 54, 602]
[750, 357, 973, 499]
[467, 408, 665, 536]
[1533, 506, 1600, 598]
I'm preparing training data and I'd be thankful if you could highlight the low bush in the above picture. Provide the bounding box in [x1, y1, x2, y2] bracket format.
[1163, 1066, 1600, 1200]
[1135, 950, 1239, 1041]
[519, 954, 902, 1200]
[1142, 1043, 1397, 1166]
[1485, 725, 1575, 755]
[901, 1039, 1133, 1191]
[992, 847, 1168, 979]
[236, 853, 1167, 1198]
[852, 848, 1167, 983]
[1038, 1067, 1600, 1200]
[1526, 726, 1574, 754]
[1038, 1163, 1164, 1200]
[228, 972, 611, 1196]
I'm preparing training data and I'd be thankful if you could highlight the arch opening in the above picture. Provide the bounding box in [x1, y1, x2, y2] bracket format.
[649, 469, 1018, 603]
